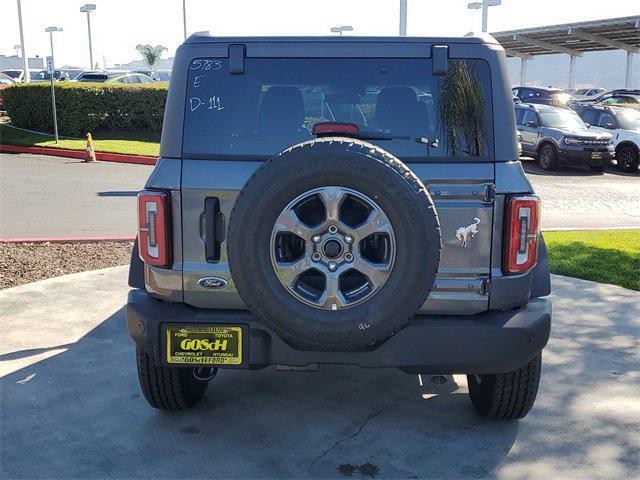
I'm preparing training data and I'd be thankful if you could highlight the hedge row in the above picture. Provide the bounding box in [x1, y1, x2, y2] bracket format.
[2, 82, 168, 136]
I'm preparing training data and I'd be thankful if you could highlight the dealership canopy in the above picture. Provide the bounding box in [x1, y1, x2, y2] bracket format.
[491, 16, 640, 88]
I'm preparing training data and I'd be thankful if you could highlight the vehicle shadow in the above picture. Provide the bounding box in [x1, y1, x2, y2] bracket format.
[0, 306, 517, 480]
[2, 276, 639, 479]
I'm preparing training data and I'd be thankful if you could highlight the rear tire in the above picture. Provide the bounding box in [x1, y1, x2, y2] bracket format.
[537, 144, 558, 171]
[136, 348, 208, 410]
[467, 353, 541, 420]
[616, 145, 639, 172]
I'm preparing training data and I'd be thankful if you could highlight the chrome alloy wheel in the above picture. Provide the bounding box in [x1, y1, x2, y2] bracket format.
[270, 186, 396, 310]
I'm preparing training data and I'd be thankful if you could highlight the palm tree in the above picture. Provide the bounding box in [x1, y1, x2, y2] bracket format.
[438, 60, 488, 157]
[135, 44, 167, 70]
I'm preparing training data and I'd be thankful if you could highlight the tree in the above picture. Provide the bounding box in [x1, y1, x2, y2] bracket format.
[135, 44, 167, 70]
[438, 60, 488, 157]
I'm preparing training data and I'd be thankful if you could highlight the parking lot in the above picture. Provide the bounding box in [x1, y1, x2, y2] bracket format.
[520, 160, 640, 229]
[0, 153, 151, 238]
[1, 267, 638, 479]
[0, 153, 637, 239]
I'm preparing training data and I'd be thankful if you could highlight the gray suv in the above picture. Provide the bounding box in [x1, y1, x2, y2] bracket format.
[127, 34, 552, 420]
[516, 103, 614, 171]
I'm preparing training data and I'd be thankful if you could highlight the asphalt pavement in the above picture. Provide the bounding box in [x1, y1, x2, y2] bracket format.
[0, 153, 638, 238]
[0, 153, 152, 238]
[1, 267, 638, 479]
[521, 160, 640, 230]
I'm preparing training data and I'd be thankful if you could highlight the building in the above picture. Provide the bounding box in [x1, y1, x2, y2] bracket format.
[0, 54, 44, 71]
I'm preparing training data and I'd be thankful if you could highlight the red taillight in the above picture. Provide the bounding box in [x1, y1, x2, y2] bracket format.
[137, 191, 171, 267]
[504, 195, 540, 274]
[312, 122, 359, 136]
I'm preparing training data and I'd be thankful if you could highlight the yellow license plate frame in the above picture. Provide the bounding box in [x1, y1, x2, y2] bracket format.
[166, 325, 243, 365]
[591, 152, 603, 159]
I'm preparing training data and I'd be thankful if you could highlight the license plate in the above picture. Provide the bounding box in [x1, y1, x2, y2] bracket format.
[591, 152, 603, 159]
[166, 326, 242, 365]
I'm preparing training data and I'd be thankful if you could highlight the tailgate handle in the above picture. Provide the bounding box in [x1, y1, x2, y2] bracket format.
[205, 197, 225, 262]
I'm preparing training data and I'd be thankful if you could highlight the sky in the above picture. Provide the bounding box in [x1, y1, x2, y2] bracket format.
[1, 0, 639, 69]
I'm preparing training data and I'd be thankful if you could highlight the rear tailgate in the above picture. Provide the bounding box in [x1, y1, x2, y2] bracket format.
[181, 160, 494, 315]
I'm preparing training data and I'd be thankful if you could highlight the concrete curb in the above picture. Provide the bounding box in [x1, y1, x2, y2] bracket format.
[0, 144, 156, 165]
[0, 236, 135, 243]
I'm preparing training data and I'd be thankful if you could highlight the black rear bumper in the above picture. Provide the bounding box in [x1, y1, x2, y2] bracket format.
[127, 289, 551, 374]
[558, 146, 614, 165]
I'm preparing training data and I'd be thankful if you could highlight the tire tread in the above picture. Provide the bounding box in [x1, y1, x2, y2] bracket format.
[467, 354, 541, 420]
[136, 348, 207, 410]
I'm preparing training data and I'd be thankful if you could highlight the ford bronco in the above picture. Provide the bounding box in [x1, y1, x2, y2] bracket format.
[127, 33, 552, 419]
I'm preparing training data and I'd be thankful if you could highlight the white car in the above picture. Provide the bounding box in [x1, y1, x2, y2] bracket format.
[578, 105, 640, 172]
[571, 87, 605, 100]
[0, 69, 39, 83]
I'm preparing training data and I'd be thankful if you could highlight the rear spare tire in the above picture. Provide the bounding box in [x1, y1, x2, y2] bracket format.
[227, 137, 441, 351]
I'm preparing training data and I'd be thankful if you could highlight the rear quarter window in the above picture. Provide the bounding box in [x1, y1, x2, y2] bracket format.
[182, 57, 494, 161]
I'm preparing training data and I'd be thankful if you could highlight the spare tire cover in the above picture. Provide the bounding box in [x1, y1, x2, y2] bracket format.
[227, 137, 441, 351]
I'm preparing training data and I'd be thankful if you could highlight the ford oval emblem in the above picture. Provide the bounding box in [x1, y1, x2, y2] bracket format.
[197, 277, 228, 290]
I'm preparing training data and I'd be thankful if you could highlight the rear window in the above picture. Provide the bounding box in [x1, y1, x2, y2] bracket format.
[182, 57, 494, 160]
[78, 74, 108, 82]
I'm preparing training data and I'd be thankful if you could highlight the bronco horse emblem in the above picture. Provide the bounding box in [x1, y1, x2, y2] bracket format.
[456, 218, 480, 247]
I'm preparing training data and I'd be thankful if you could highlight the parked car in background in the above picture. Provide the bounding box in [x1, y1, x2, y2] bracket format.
[105, 73, 155, 84]
[0, 69, 39, 83]
[571, 89, 640, 111]
[151, 69, 171, 82]
[516, 103, 614, 171]
[572, 87, 605, 99]
[74, 70, 127, 82]
[0, 72, 17, 109]
[61, 69, 84, 80]
[31, 70, 70, 82]
[512, 86, 573, 108]
[578, 105, 640, 172]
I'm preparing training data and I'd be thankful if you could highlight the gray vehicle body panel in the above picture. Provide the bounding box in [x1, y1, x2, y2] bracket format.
[132, 35, 551, 369]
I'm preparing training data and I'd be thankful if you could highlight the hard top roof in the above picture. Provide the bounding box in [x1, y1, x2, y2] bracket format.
[183, 32, 499, 46]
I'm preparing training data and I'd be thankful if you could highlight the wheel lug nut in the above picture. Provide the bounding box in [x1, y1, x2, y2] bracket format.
[312, 252, 322, 262]
[328, 261, 337, 272]
[344, 235, 353, 244]
[328, 225, 338, 234]
[344, 253, 354, 263]
[312, 234, 322, 244]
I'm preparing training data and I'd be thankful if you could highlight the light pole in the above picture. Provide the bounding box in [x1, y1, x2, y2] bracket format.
[182, 0, 187, 40]
[399, 0, 407, 36]
[330, 26, 354, 36]
[45, 27, 63, 143]
[467, 0, 501, 33]
[80, 4, 96, 69]
[14, 44, 21, 56]
[16, 0, 30, 82]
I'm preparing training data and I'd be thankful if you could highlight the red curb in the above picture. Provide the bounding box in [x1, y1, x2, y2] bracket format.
[0, 144, 157, 165]
[0, 236, 136, 243]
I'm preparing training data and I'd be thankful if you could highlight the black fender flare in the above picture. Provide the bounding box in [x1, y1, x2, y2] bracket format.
[531, 234, 551, 298]
[128, 238, 146, 290]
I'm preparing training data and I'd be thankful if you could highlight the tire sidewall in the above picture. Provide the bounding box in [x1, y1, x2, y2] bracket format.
[617, 146, 639, 172]
[538, 144, 557, 170]
[228, 140, 441, 349]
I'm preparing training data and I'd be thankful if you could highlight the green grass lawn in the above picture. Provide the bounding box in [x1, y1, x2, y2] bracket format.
[545, 230, 640, 291]
[0, 123, 159, 157]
